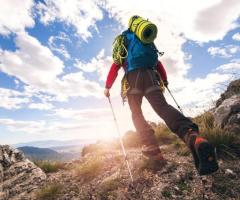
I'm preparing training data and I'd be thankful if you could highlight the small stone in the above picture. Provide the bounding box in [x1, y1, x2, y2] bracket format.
[225, 169, 236, 177]
[174, 186, 180, 191]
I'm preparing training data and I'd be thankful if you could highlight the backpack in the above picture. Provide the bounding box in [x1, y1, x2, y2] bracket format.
[123, 30, 158, 73]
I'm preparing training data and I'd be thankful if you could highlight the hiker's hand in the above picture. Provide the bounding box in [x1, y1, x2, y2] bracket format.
[163, 80, 168, 87]
[104, 88, 110, 97]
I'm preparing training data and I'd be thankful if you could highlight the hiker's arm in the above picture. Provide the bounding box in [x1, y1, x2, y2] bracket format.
[104, 63, 121, 97]
[105, 63, 121, 89]
[156, 61, 168, 86]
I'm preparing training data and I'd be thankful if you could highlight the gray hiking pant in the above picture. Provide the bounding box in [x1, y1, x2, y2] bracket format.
[126, 68, 198, 146]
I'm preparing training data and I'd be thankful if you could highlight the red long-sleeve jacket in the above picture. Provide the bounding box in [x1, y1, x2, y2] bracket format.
[105, 61, 167, 89]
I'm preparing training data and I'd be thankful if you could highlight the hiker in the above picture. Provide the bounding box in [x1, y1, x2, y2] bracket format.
[104, 15, 218, 175]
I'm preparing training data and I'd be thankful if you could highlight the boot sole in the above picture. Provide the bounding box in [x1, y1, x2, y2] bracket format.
[196, 142, 219, 175]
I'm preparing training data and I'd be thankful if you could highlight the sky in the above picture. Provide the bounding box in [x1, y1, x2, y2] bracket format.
[0, 0, 240, 144]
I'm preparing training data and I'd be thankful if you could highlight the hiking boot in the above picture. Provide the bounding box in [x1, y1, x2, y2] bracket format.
[141, 145, 165, 161]
[185, 130, 219, 175]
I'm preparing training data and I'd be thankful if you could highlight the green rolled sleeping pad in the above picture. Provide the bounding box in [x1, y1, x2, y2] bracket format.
[128, 15, 158, 44]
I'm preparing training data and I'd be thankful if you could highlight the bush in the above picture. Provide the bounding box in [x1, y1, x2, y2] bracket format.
[34, 160, 65, 173]
[122, 130, 141, 148]
[81, 141, 120, 157]
[36, 183, 63, 200]
[152, 123, 178, 145]
[73, 157, 104, 182]
[193, 112, 240, 159]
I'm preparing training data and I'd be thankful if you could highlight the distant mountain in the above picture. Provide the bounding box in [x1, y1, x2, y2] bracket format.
[18, 146, 80, 161]
[14, 139, 95, 149]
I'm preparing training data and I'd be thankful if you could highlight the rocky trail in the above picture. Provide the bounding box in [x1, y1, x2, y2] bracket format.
[36, 145, 240, 200]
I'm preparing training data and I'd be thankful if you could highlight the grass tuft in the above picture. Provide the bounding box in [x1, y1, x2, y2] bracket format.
[97, 176, 121, 199]
[34, 160, 65, 173]
[193, 111, 240, 159]
[73, 157, 104, 182]
[35, 183, 63, 200]
[152, 123, 178, 145]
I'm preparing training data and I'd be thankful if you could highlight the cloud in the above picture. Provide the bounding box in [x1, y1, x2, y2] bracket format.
[0, 88, 29, 109]
[0, 0, 35, 35]
[0, 32, 103, 100]
[0, 114, 128, 141]
[48, 32, 71, 60]
[0, 118, 46, 134]
[232, 32, 240, 41]
[28, 102, 54, 110]
[37, 0, 103, 41]
[216, 60, 240, 74]
[0, 32, 64, 87]
[208, 45, 240, 58]
[194, 0, 240, 42]
[74, 49, 112, 80]
[54, 107, 110, 120]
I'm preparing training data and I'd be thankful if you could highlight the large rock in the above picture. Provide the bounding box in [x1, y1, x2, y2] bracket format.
[213, 79, 240, 135]
[216, 79, 240, 107]
[0, 145, 46, 200]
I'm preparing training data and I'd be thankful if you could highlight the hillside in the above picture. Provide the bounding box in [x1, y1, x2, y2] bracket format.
[34, 146, 240, 200]
[18, 146, 80, 161]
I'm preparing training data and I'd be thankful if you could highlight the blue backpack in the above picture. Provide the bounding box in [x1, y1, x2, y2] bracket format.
[123, 30, 159, 73]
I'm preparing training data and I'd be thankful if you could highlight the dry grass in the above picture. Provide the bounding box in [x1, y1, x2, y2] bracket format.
[35, 183, 63, 200]
[73, 157, 104, 182]
[34, 160, 65, 173]
[96, 176, 122, 199]
[193, 111, 240, 159]
[152, 123, 179, 145]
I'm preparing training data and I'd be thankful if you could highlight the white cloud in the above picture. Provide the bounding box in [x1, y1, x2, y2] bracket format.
[0, 114, 128, 141]
[56, 71, 103, 99]
[0, 32, 64, 87]
[28, 102, 54, 110]
[216, 60, 240, 75]
[232, 32, 240, 41]
[37, 0, 103, 41]
[208, 45, 240, 58]
[0, 118, 47, 134]
[74, 49, 112, 81]
[54, 107, 110, 120]
[194, 0, 240, 42]
[0, 32, 104, 100]
[0, 88, 29, 109]
[48, 32, 71, 60]
[0, 0, 35, 35]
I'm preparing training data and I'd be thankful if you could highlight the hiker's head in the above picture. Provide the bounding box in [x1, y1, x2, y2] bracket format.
[128, 15, 158, 44]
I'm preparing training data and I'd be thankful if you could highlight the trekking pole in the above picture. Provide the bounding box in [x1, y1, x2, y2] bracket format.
[107, 97, 134, 183]
[166, 86, 184, 114]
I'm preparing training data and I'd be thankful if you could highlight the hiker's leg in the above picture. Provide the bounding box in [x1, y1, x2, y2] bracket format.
[127, 94, 158, 147]
[145, 89, 198, 139]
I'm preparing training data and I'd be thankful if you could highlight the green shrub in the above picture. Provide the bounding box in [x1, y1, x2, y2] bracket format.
[73, 157, 104, 182]
[201, 128, 240, 159]
[152, 123, 178, 145]
[34, 160, 65, 173]
[193, 112, 240, 159]
[36, 183, 63, 200]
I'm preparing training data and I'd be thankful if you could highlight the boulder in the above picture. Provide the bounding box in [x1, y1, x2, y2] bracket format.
[0, 145, 46, 200]
[213, 79, 240, 135]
